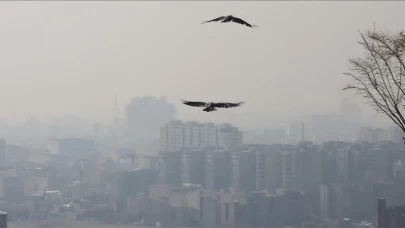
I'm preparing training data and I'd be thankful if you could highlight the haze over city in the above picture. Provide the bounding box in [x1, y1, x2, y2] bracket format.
[1, 1, 405, 228]
[1, 1, 404, 128]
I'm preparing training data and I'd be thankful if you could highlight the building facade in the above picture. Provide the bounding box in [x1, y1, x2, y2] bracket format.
[160, 121, 243, 152]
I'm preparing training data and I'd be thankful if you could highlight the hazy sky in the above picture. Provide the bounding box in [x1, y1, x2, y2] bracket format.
[0, 1, 404, 127]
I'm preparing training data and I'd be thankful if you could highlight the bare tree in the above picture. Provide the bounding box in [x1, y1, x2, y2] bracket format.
[343, 28, 405, 142]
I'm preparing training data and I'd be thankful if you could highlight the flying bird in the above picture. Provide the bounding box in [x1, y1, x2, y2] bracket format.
[201, 15, 258, 28]
[181, 100, 245, 112]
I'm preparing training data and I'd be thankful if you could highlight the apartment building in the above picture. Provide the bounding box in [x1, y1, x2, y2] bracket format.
[160, 121, 243, 152]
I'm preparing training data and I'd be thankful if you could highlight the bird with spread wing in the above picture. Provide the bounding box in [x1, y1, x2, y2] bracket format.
[202, 15, 258, 28]
[181, 100, 245, 112]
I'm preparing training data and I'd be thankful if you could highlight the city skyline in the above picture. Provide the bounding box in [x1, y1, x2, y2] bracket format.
[1, 1, 405, 227]
[0, 95, 395, 130]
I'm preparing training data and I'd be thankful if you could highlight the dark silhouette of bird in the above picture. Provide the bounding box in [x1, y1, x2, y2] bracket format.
[202, 15, 258, 28]
[181, 100, 245, 112]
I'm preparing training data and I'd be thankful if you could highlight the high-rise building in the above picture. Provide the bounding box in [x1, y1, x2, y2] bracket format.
[255, 150, 266, 191]
[127, 96, 176, 142]
[205, 150, 231, 191]
[320, 184, 344, 221]
[301, 145, 322, 195]
[243, 189, 311, 227]
[158, 152, 182, 186]
[181, 151, 205, 186]
[200, 123, 217, 148]
[228, 144, 283, 193]
[376, 198, 405, 228]
[281, 144, 321, 193]
[357, 127, 385, 143]
[231, 150, 256, 193]
[264, 148, 283, 192]
[118, 168, 157, 200]
[160, 120, 184, 152]
[320, 183, 369, 222]
[218, 124, 243, 149]
[321, 141, 352, 184]
[0, 211, 7, 228]
[360, 143, 395, 181]
[160, 121, 243, 152]
[281, 150, 305, 191]
[199, 192, 217, 228]
[183, 121, 201, 149]
[335, 147, 350, 183]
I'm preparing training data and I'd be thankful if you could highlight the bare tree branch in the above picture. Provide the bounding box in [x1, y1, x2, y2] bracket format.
[344, 28, 405, 140]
